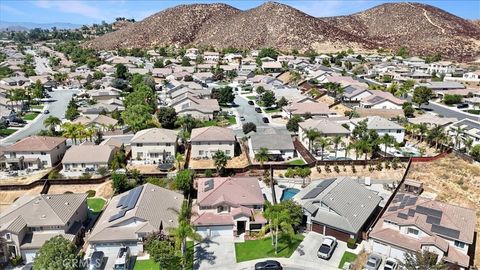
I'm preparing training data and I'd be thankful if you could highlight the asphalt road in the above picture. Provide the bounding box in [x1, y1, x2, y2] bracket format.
[405, 95, 480, 121]
[26, 49, 53, 75]
[1, 89, 78, 145]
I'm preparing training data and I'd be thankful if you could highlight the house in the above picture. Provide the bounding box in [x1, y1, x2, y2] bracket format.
[403, 57, 425, 66]
[170, 93, 219, 120]
[87, 183, 184, 256]
[248, 128, 296, 161]
[298, 119, 350, 151]
[62, 144, 117, 175]
[185, 48, 200, 60]
[130, 128, 178, 163]
[428, 61, 456, 74]
[73, 115, 119, 131]
[192, 177, 267, 237]
[356, 108, 405, 120]
[293, 177, 382, 242]
[0, 193, 88, 263]
[448, 119, 480, 149]
[461, 71, 480, 82]
[349, 116, 405, 143]
[190, 126, 236, 159]
[75, 65, 90, 73]
[418, 81, 465, 91]
[261, 61, 282, 73]
[3, 136, 67, 171]
[79, 103, 124, 116]
[407, 115, 457, 128]
[359, 90, 405, 110]
[282, 101, 335, 119]
[192, 72, 214, 84]
[203, 52, 220, 62]
[369, 193, 476, 269]
[224, 53, 242, 63]
[87, 87, 122, 101]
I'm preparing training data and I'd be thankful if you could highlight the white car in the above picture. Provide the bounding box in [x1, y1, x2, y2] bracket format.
[383, 258, 398, 270]
[317, 236, 337, 260]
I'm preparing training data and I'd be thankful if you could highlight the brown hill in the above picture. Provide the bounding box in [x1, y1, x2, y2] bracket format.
[84, 1, 480, 61]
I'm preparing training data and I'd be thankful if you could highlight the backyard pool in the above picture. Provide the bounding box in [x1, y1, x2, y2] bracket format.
[280, 188, 300, 201]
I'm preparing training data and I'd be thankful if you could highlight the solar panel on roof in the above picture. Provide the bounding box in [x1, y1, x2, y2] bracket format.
[397, 212, 408, 219]
[109, 186, 144, 222]
[302, 178, 335, 200]
[431, 224, 460, 239]
[426, 215, 441, 225]
[388, 206, 398, 212]
[415, 205, 443, 218]
[204, 179, 214, 192]
[408, 209, 416, 217]
[406, 197, 418, 206]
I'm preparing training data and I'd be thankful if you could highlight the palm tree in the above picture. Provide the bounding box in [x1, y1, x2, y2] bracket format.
[260, 201, 295, 254]
[175, 115, 198, 133]
[85, 127, 96, 142]
[331, 135, 343, 159]
[453, 126, 465, 149]
[463, 137, 474, 153]
[314, 137, 331, 161]
[175, 153, 184, 170]
[168, 201, 201, 262]
[212, 151, 229, 175]
[43, 116, 61, 134]
[61, 122, 78, 144]
[354, 140, 372, 164]
[344, 142, 352, 160]
[381, 134, 395, 155]
[417, 123, 428, 142]
[255, 147, 269, 167]
[303, 128, 321, 153]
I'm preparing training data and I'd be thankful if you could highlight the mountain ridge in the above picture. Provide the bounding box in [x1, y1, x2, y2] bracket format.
[83, 1, 480, 61]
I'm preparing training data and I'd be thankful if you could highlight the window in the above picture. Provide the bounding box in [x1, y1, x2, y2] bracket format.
[408, 228, 419, 236]
[454, 241, 465, 249]
[199, 150, 204, 156]
[41, 152, 46, 155]
[81, 163, 85, 168]
[5, 233, 11, 240]
[136, 143, 143, 147]
[225, 150, 230, 155]
[397, 130, 402, 133]
[166, 143, 171, 146]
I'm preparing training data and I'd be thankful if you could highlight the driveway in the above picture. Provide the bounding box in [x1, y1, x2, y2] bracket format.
[1, 89, 78, 144]
[290, 232, 350, 270]
[194, 236, 236, 270]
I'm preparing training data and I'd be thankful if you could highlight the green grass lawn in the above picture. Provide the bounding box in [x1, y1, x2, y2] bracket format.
[31, 104, 44, 109]
[288, 159, 306, 165]
[246, 95, 257, 100]
[22, 112, 39, 121]
[235, 234, 304, 262]
[338, 251, 357, 268]
[134, 259, 158, 270]
[265, 107, 281, 113]
[0, 128, 16, 136]
[227, 116, 236, 125]
[467, 109, 480, 115]
[87, 198, 106, 213]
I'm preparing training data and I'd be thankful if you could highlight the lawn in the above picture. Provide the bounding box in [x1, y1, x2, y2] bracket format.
[0, 128, 16, 136]
[22, 112, 39, 121]
[467, 109, 480, 115]
[235, 234, 304, 262]
[31, 104, 44, 109]
[265, 107, 281, 113]
[288, 159, 306, 165]
[246, 95, 257, 100]
[227, 116, 236, 125]
[87, 198, 106, 213]
[201, 116, 236, 127]
[338, 251, 357, 268]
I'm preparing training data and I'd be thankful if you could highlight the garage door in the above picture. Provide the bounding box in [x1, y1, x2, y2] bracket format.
[390, 246, 406, 260]
[325, 226, 351, 242]
[24, 251, 37, 263]
[196, 225, 233, 238]
[311, 223, 325, 234]
[92, 243, 140, 256]
[373, 241, 389, 256]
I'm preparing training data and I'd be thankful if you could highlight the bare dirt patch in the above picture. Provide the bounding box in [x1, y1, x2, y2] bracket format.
[407, 154, 480, 266]
[189, 152, 250, 169]
[0, 186, 43, 212]
[0, 169, 50, 185]
[47, 180, 114, 200]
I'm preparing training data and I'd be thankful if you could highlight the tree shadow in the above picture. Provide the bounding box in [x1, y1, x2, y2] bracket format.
[193, 238, 218, 269]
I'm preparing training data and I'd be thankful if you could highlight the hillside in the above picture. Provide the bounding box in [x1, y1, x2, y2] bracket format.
[84, 2, 480, 61]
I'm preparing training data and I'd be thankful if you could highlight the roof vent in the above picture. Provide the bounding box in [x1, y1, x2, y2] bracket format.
[46, 196, 51, 199]
[65, 202, 70, 205]
[151, 189, 155, 192]
[169, 219, 173, 223]
[361, 204, 364, 208]
[174, 196, 177, 200]
[41, 214, 46, 219]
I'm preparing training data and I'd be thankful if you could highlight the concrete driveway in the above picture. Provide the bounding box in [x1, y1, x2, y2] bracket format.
[194, 235, 236, 270]
[290, 232, 350, 270]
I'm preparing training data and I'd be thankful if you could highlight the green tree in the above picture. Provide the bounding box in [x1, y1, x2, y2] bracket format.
[469, 144, 480, 162]
[175, 169, 195, 194]
[303, 128, 321, 152]
[255, 147, 270, 167]
[175, 153, 184, 170]
[145, 237, 181, 269]
[242, 122, 256, 134]
[260, 201, 296, 254]
[153, 59, 164, 68]
[257, 47, 279, 60]
[276, 96, 289, 108]
[286, 115, 303, 133]
[381, 134, 395, 154]
[157, 107, 177, 129]
[213, 150, 229, 176]
[396, 47, 409, 58]
[261, 90, 276, 108]
[412, 86, 433, 108]
[111, 146, 127, 170]
[111, 172, 129, 193]
[216, 86, 235, 104]
[181, 57, 191, 66]
[256, 85, 266, 95]
[314, 137, 330, 160]
[114, 63, 128, 79]
[43, 116, 61, 134]
[33, 236, 78, 270]
[122, 104, 152, 132]
[175, 115, 198, 133]
[331, 135, 343, 159]
[93, 70, 105, 80]
[402, 102, 415, 117]
[401, 250, 445, 270]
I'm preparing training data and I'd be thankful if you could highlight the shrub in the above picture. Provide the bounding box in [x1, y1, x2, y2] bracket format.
[368, 165, 374, 172]
[343, 166, 347, 172]
[347, 238, 357, 249]
[376, 163, 383, 171]
[351, 165, 356, 174]
[10, 256, 22, 266]
[324, 164, 331, 173]
[333, 165, 340, 173]
[48, 170, 62, 180]
[316, 166, 322, 173]
[204, 169, 213, 177]
[96, 166, 109, 176]
[242, 122, 256, 134]
[146, 177, 168, 188]
[86, 190, 96, 198]
[285, 168, 295, 178]
[443, 94, 463, 105]
[278, 173, 284, 178]
[80, 172, 92, 179]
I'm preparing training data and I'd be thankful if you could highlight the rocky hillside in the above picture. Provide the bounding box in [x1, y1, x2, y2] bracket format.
[84, 2, 480, 61]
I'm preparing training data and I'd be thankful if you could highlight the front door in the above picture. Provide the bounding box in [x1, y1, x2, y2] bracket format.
[237, 221, 246, 235]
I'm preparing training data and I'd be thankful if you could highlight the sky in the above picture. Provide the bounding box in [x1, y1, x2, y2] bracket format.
[0, 0, 479, 25]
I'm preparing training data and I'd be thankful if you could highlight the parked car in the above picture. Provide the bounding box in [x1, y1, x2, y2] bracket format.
[457, 103, 468, 109]
[383, 258, 398, 270]
[240, 116, 245, 121]
[43, 110, 49, 114]
[113, 247, 130, 270]
[87, 251, 104, 270]
[255, 107, 262, 113]
[254, 260, 283, 270]
[317, 236, 337, 260]
[364, 254, 382, 270]
[21, 263, 33, 270]
[248, 100, 255, 105]
[262, 117, 269, 123]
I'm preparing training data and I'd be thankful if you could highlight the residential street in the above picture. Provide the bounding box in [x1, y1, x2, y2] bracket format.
[1, 89, 78, 145]
[26, 49, 53, 75]
[405, 95, 480, 121]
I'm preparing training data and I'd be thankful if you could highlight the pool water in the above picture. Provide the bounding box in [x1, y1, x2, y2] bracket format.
[280, 188, 300, 201]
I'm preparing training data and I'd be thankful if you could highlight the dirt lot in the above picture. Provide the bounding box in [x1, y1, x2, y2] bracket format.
[0, 186, 43, 212]
[189, 152, 250, 169]
[273, 162, 408, 182]
[317, 95, 350, 116]
[0, 169, 50, 185]
[407, 154, 480, 266]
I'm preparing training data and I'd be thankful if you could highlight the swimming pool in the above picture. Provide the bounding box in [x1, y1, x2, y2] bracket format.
[280, 188, 300, 201]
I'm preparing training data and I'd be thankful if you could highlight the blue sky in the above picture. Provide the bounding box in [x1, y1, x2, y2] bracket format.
[1, 0, 479, 25]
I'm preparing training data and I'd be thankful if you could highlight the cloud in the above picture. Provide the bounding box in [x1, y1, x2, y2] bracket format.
[34, 0, 105, 20]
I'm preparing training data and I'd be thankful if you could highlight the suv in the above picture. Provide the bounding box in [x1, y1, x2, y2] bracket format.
[383, 258, 398, 270]
[255, 107, 262, 113]
[254, 260, 282, 270]
[457, 103, 468, 109]
[113, 247, 130, 270]
[87, 251, 104, 270]
[262, 117, 270, 123]
[317, 236, 337, 260]
[248, 100, 255, 105]
[364, 254, 382, 270]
